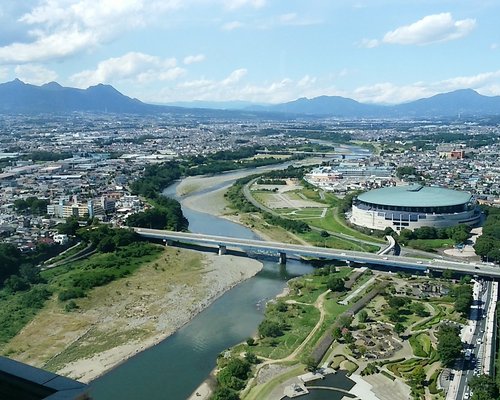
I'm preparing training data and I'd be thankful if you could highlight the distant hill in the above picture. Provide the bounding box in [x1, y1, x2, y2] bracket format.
[249, 89, 500, 118]
[1, 79, 499, 118]
[0, 79, 164, 114]
[393, 89, 500, 117]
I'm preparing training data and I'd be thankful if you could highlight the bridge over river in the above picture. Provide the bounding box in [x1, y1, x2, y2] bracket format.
[134, 228, 500, 279]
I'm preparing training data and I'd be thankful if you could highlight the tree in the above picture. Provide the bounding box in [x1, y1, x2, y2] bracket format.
[409, 365, 426, 389]
[57, 217, 80, 236]
[258, 319, 282, 338]
[410, 302, 429, 317]
[442, 269, 453, 280]
[358, 310, 368, 323]
[224, 358, 251, 380]
[327, 276, 345, 292]
[303, 356, 317, 372]
[211, 387, 239, 400]
[244, 352, 259, 364]
[437, 325, 462, 367]
[332, 327, 342, 341]
[97, 236, 116, 253]
[386, 308, 402, 323]
[4, 275, 30, 292]
[0, 243, 22, 283]
[388, 296, 407, 309]
[468, 374, 498, 399]
[394, 323, 405, 335]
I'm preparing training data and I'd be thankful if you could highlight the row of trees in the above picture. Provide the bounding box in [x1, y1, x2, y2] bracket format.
[181, 147, 285, 176]
[398, 224, 471, 245]
[474, 206, 500, 263]
[262, 213, 310, 234]
[129, 162, 188, 231]
[13, 196, 49, 216]
[450, 284, 473, 317]
[130, 162, 182, 199]
[436, 324, 462, 367]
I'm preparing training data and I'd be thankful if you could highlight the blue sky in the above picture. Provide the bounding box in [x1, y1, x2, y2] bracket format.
[0, 0, 499, 104]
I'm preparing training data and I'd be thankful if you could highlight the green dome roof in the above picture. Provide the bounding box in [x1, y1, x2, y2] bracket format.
[357, 185, 473, 208]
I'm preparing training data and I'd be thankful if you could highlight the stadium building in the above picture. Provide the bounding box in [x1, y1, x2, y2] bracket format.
[350, 185, 480, 231]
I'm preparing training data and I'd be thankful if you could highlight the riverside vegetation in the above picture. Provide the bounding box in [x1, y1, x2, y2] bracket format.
[209, 268, 475, 400]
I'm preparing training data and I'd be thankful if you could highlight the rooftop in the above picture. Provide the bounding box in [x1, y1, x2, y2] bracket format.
[357, 185, 473, 208]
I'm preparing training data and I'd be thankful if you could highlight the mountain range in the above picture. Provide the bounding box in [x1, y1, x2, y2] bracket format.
[1, 79, 500, 119]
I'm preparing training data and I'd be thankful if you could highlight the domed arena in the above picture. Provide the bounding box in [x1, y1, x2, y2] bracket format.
[350, 185, 480, 231]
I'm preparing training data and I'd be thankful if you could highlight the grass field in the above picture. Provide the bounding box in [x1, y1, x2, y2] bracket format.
[407, 238, 455, 251]
[302, 209, 385, 244]
[409, 333, 433, 357]
[299, 230, 379, 253]
[1, 246, 208, 371]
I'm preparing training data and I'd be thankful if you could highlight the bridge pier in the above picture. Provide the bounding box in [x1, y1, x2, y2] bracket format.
[218, 245, 227, 255]
[279, 252, 287, 265]
[163, 239, 173, 247]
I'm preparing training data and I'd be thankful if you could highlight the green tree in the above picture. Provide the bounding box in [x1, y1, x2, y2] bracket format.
[97, 236, 116, 253]
[442, 269, 453, 280]
[437, 325, 462, 367]
[409, 365, 426, 389]
[327, 276, 345, 292]
[394, 323, 405, 335]
[0, 243, 22, 283]
[258, 319, 282, 338]
[409, 302, 429, 317]
[57, 217, 80, 236]
[210, 387, 239, 400]
[388, 296, 407, 309]
[332, 327, 342, 340]
[358, 310, 368, 323]
[468, 374, 498, 400]
[303, 356, 317, 372]
[3, 275, 30, 292]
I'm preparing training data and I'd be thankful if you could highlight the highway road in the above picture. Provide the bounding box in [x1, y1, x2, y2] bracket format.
[133, 228, 500, 278]
[454, 280, 494, 400]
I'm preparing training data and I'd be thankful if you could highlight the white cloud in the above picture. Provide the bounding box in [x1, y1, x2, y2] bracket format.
[221, 68, 247, 85]
[382, 13, 476, 46]
[351, 70, 500, 104]
[0, 0, 182, 64]
[70, 52, 184, 87]
[297, 75, 317, 88]
[362, 13, 476, 48]
[359, 38, 379, 48]
[183, 54, 205, 65]
[491, 43, 499, 50]
[221, 20, 243, 31]
[223, 0, 266, 10]
[14, 64, 58, 85]
[0, 67, 9, 80]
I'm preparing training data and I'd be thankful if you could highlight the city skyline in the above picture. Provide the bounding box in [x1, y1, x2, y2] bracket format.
[0, 1, 499, 104]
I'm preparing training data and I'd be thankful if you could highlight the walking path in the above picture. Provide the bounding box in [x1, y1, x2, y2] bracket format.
[339, 276, 377, 305]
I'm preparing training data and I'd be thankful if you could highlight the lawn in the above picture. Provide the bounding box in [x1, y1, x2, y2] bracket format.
[299, 230, 379, 253]
[409, 333, 433, 357]
[302, 208, 386, 244]
[253, 304, 321, 359]
[407, 238, 455, 251]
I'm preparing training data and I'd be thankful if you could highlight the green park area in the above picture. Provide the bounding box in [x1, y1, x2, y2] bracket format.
[210, 267, 477, 400]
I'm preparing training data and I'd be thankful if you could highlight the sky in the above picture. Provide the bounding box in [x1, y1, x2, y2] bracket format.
[0, 0, 499, 105]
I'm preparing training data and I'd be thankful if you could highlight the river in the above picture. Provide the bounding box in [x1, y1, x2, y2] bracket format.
[89, 144, 369, 400]
[89, 180, 315, 400]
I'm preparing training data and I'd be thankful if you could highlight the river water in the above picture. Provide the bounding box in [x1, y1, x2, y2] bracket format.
[90, 180, 314, 400]
[89, 145, 369, 400]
